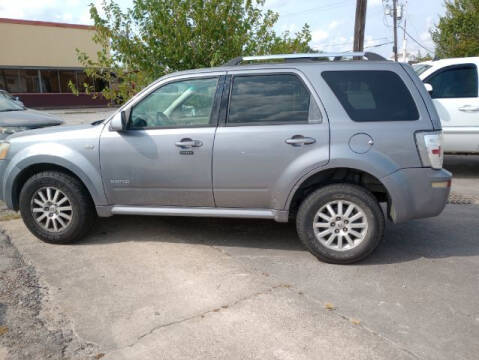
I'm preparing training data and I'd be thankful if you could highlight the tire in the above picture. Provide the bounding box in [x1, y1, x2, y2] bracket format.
[296, 184, 384, 264]
[19, 171, 95, 244]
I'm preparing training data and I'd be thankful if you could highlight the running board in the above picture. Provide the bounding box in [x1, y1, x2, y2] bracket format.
[109, 206, 289, 222]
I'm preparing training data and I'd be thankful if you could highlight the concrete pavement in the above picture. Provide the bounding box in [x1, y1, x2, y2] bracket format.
[1, 204, 478, 359]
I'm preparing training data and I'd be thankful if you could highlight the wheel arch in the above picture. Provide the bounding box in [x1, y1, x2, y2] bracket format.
[9, 161, 103, 211]
[286, 166, 391, 219]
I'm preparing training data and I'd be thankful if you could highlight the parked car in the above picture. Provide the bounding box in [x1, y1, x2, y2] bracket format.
[0, 95, 63, 139]
[0, 52, 451, 264]
[414, 57, 479, 154]
[0, 89, 24, 107]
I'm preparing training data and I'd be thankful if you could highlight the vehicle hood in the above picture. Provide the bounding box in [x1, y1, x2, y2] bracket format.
[6, 124, 95, 140]
[0, 108, 63, 127]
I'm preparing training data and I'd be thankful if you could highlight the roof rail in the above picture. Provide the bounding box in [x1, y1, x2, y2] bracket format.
[224, 52, 386, 66]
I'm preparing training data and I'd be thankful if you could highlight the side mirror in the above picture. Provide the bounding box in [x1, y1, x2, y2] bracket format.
[424, 83, 433, 93]
[110, 110, 128, 131]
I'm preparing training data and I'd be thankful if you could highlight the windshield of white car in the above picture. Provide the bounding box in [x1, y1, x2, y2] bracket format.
[0, 95, 24, 112]
[413, 64, 432, 76]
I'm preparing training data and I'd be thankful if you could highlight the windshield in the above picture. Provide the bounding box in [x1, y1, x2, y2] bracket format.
[413, 64, 432, 76]
[0, 95, 24, 112]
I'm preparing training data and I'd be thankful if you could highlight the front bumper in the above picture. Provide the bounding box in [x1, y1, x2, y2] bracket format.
[381, 168, 452, 223]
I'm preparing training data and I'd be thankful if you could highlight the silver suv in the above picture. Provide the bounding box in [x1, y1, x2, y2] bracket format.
[0, 52, 452, 264]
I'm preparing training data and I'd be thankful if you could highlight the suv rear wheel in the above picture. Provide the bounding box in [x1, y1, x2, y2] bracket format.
[19, 171, 95, 244]
[296, 184, 384, 264]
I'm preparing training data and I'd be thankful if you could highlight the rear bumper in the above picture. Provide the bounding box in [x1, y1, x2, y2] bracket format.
[381, 168, 451, 223]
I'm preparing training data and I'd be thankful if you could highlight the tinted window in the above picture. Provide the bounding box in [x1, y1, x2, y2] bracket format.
[76, 71, 93, 92]
[40, 70, 60, 93]
[228, 74, 311, 124]
[59, 71, 75, 93]
[18, 70, 40, 93]
[130, 77, 218, 129]
[0, 71, 6, 91]
[3, 69, 22, 92]
[322, 70, 419, 122]
[426, 66, 478, 99]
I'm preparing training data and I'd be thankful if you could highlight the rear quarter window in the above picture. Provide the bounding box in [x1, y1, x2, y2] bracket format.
[322, 70, 419, 122]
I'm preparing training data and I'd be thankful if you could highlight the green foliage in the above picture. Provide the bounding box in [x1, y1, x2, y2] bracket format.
[431, 0, 479, 58]
[414, 50, 433, 63]
[75, 0, 312, 103]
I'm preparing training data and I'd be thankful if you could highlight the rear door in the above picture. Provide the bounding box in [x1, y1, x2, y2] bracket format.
[424, 64, 479, 152]
[212, 69, 329, 210]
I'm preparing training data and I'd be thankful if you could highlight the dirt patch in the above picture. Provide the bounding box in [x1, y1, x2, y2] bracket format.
[0, 230, 102, 360]
[448, 192, 479, 205]
[0, 202, 19, 223]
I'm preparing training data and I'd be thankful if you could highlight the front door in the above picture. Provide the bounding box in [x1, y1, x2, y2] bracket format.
[425, 64, 479, 152]
[100, 75, 223, 206]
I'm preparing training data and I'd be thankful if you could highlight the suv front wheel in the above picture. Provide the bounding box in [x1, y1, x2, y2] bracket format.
[19, 171, 95, 244]
[296, 184, 384, 264]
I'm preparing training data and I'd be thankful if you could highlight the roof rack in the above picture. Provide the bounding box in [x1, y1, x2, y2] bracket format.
[224, 52, 386, 66]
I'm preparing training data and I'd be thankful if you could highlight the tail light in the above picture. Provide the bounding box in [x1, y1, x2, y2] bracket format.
[415, 131, 444, 169]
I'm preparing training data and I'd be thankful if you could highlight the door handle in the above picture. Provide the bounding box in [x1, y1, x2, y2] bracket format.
[285, 135, 316, 146]
[458, 105, 479, 112]
[175, 138, 203, 148]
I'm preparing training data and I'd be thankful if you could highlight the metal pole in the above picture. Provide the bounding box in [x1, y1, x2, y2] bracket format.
[393, 0, 398, 62]
[402, 1, 408, 62]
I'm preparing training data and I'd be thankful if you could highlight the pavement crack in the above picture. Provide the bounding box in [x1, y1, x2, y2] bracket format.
[209, 244, 425, 360]
[126, 284, 290, 349]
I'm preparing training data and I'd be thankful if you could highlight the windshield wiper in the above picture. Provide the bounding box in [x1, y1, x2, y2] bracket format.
[91, 119, 105, 126]
[1, 108, 23, 112]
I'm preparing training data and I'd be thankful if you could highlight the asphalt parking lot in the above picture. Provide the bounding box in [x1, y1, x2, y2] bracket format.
[0, 108, 478, 360]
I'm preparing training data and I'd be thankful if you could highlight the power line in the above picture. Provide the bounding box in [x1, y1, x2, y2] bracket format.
[399, 25, 434, 53]
[364, 41, 393, 49]
[321, 37, 389, 48]
[342, 40, 393, 53]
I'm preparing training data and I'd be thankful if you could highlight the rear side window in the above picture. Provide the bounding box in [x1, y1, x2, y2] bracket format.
[425, 65, 478, 99]
[322, 70, 419, 122]
[227, 74, 315, 125]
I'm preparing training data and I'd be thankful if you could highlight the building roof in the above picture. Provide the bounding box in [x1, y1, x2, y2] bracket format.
[0, 17, 94, 30]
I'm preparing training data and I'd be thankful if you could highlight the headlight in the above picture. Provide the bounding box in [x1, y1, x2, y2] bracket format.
[0, 142, 10, 160]
[0, 126, 28, 135]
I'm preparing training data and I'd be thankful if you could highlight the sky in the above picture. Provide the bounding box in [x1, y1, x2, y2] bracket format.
[0, 0, 446, 58]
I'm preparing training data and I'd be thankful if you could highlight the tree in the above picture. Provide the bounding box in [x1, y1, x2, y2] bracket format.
[75, 0, 312, 103]
[431, 0, 479, 58]
[414, 50, 433, 63]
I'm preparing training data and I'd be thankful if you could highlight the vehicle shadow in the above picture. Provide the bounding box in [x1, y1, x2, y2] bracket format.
[444, 154, 479, 178]
[79, 204, 479, 265]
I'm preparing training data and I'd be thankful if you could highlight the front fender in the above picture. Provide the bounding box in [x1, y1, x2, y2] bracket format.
[3, 142, 107, 209]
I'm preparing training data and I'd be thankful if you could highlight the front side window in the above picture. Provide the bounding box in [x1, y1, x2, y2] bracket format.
[322, 70, 419, 122]
[227, 74, 315, 125]
[129, 77, 219, 129]
[426, 65, 478, 99]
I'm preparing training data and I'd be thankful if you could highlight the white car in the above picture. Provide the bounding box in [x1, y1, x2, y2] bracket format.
[414, 57, 479, 153]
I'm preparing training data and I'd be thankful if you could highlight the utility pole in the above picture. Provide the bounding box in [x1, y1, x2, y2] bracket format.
[401, 0, 408, 62]
[353, 0, 367, 52]
[392, 0, 398, 61]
